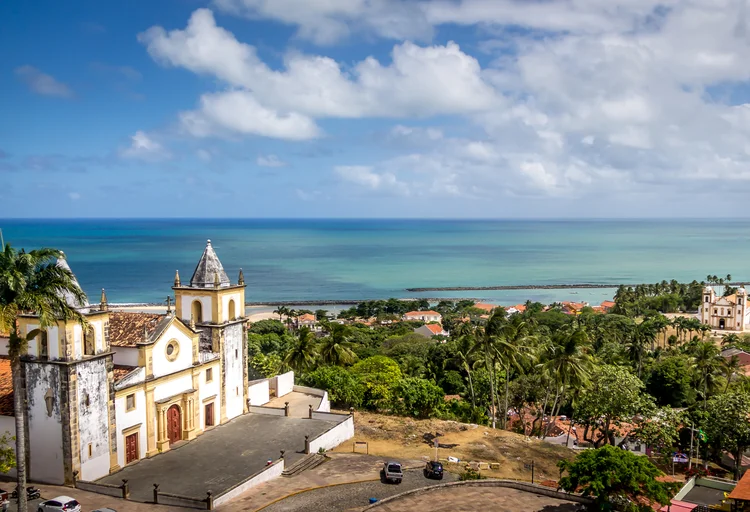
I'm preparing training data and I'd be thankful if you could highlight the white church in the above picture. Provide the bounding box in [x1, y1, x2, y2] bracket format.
[0, 240, 251, 484]
[699, 285, 750, 331]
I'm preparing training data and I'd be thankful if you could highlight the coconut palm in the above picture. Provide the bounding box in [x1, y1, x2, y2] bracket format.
[497, 314, 535, 429]
[318, 323, 357, 366]
[0, 244, 87, 511]
[627, 319, 657, 377]
[690, 341, 722, 410]
[452, 322, 477, 406]
[721, 355, 743, 393]
[283, 327, 318, 373]
[471, 311, 506, 428]
[272, 305, 288, 322]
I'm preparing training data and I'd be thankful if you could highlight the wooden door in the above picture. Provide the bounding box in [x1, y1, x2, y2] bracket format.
[205, 403, 214, 427]
[167, 405, 181, 445]
[125, 433, 138, 464]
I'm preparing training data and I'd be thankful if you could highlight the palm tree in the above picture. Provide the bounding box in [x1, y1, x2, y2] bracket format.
[283, 327, 318, 373]
[690, 341, 722, 410]
[471, 312, 505, 428]
[452, 322, 477, 406]
[722, 333, 741, 346]
[627, 319, 657, 377]
[497, 314, 535, 429]
[318, 323, 357, 366]
[0, 245, 87, 511]
[721, 355, 743, 393]
[273, 305, 288, 322]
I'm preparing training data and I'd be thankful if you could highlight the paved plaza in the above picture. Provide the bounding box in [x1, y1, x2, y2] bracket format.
[97, 413, 335, 503]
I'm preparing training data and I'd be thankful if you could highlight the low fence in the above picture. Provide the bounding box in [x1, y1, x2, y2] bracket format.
[249, 405, 286, 416]
[293, 385, 330, 412]
[307, 414, 355, 454]
[153, 486, 213, 510]
[310, 410, 348, 422]
[361, 479, 594, 510]
[270, 371, 294, 397]
[73, 471, 129, 499]
[213, 458, 285, 508]
[247, 379, 270, 406]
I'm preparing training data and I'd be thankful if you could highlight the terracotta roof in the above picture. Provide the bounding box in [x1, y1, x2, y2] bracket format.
[474, 303, 497, 312]
[600, 301, 615, 309]
[404, 310, 441, 317]
[109, 312, 166, 347]
[113, 365, 138, 383]
[298, 314, 315, 322]
[0, 359, 13, 416]
[424, 324, 445, 335]
[506, 304, 527, 312]
[724, 351, 750, 366]
[729, 469, 750, 501]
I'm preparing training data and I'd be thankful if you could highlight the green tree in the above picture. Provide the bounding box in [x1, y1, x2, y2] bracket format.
[302, 366, 365, 408]
[391, 377, 444, 418]
[703, 391, 750, 480]
[0, 245, 87, 510]
[577, 365, 654, 447]
[319, 323, 357, 366]
[283, 327, 319, 373]
[644, 355, 693, 407]
[351, 356, 403, 410]
[631, 407, 683, 455]
[249, 319, 286, 336]
[689, 341, 722, 410]
[0, 433, 15, 474]
[558, 445, 674, 511]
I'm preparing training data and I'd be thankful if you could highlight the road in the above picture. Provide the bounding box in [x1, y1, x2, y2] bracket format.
[261, 469, 456, 512]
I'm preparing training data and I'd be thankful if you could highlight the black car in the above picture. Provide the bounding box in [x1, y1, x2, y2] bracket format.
[423, 461, 444, 479]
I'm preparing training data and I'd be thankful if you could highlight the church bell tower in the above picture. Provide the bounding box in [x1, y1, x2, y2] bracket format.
[173, 240, 248, 422]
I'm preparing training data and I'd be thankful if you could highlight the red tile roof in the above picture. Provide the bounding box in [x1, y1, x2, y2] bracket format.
[113, 365, 138, 383]
[404, 310, 441, 317]
[109, 312, 165, 347]
[729, 469, 750, 501]
[600, 301, 616, 309]
[425, 324, 445, 335]
[506, 304, 527, 312]
[0, 359, 13, 416]
[474, 303, 497, 312]
[298, 313, 315, 322]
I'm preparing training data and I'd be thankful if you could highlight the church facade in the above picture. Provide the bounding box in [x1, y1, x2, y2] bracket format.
[0, 240, 249, 484]
[700, 286, 750, 331]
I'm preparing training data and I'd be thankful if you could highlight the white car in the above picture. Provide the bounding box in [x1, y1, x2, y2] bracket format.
[37, 496, 81, 512]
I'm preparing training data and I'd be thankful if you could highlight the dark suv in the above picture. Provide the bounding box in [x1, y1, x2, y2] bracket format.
[423, 461, 444, 480]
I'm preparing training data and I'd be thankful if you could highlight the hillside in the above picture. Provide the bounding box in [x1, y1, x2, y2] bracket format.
[332, 410, 575, 483]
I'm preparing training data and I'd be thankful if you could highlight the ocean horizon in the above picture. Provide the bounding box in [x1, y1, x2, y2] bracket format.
[1, 218, 746, 306]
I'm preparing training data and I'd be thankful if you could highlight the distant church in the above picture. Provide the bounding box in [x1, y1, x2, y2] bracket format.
[0, 240, 248, 484]
[700, 285, 750, 331]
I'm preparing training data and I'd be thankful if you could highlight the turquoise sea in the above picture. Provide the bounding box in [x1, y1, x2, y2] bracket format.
[0, 219, 746, 306]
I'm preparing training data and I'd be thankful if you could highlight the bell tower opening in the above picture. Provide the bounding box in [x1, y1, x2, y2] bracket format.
[228, 299, 236, 321]
[192, 301, 203, 324]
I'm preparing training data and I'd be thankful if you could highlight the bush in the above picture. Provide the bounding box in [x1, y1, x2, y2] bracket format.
[351, 356, 403, 410]
[459, 467, 485, 481]
[301, 366, 365, 408]
[391, 377, 445, 418]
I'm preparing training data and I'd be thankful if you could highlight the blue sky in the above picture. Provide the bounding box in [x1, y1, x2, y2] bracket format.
[3, 0, 750, 218]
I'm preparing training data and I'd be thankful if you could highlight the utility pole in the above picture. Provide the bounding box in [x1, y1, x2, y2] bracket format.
[688, 423, 694, 471]
[434, 433, 439, 462]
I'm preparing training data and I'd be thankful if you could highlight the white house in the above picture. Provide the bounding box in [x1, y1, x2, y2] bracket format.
[700, 286, 750, 331]
[0, 240, 251, 484]
[402, 310, 442, 323]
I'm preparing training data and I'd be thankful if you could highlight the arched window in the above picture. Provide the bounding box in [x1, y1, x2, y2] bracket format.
[84, 326, 95, 356]
[39, 331, 48, 359]
[228, 299, 236, 321]
[192, 300, 203, 323]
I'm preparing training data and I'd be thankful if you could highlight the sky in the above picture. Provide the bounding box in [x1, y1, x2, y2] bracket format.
[3, 0, 750, 218]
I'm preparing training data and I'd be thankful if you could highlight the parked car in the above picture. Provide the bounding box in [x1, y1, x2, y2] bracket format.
[0, 488, 8, 512]
[37, 496, 81, 512]
[382, 461, 403, 484]
[423, 461, 444, 480]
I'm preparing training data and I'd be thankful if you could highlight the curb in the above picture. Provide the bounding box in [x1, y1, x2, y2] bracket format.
[251, 466, 424, 512]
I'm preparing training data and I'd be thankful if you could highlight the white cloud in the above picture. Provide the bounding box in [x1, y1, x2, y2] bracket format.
[213, 0, 433, 44]
[335, 165, 409, 195]
[119, 131, 171, 161]
[138, 8, 499, 137]
[15, 66, 73, 98]
[68, 192, 81, 201]
[196, 149, 212, 161]
[257, 154, 287, 167]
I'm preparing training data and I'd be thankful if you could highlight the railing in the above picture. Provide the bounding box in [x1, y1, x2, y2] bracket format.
[153, 484, 213, 510]
[72, 471, 130, 499]
[248, 404, 287, 416]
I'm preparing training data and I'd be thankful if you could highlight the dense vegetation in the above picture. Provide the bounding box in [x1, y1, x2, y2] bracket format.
[250, 280, 750, 491]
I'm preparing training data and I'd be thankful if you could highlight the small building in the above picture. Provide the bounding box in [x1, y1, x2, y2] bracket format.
[505, 304, 527, 315]
[414, 324, 449, 339]
[700, 286, 750, 331]
[403, 310, 442, 323]
[600, 300, 615, 312]
[473, 303, 497, 313]
[297, 313, 320, 330]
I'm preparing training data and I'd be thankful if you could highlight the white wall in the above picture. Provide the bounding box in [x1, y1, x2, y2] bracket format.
[317, 392, 330, 413]
[223, 323, 245, 420]
[308, 416, 354, 453]
[77, 358, 111, 481]
[73, 324, 82, 359]
[26, 363, 65, 484]
[221, 293, 242, 323]
[112, 347, 139, 367]
[151, 324, 194, 379]
[114, 389, 147, 468]
[212, 459, 285, 508]
[153, 374, 193, 402]
[198, 363, 221, 429]
[271, 371, 294, 397]
[24, 323, 38, 358]
[48, 326, 59, 359]
[247, 380, 270, 406]
[179, 295, 212, 324]
[0, 337, 7, 357]
[0, 416, 16, 478]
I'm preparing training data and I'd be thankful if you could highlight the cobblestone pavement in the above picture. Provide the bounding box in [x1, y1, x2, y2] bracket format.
[260, 468, 457, 512]
[218, 453, 425, 511]
[372, 486, 584, 512]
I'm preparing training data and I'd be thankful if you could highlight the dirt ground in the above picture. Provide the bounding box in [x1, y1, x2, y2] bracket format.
[331, 410, 574, 483]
